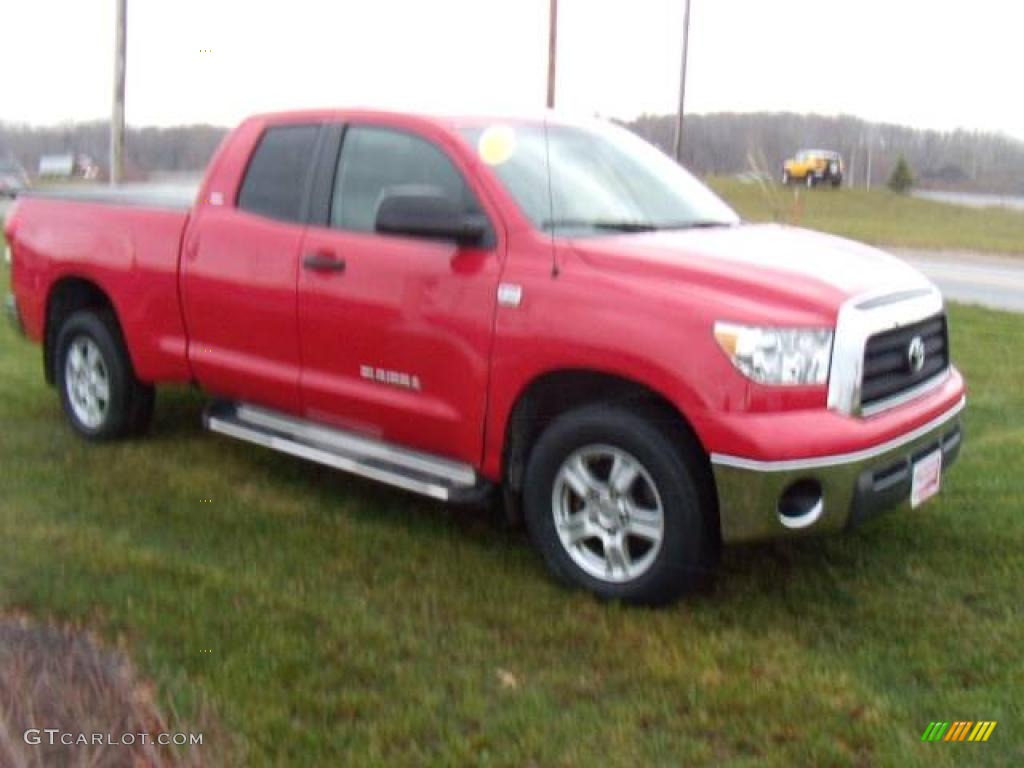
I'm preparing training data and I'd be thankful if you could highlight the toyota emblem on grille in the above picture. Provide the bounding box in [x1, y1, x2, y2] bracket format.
[907, 336, 926, 374]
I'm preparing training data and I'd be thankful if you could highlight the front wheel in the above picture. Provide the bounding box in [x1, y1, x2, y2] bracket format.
[56, 310, 154, 440]
[523, 404, 718, 605]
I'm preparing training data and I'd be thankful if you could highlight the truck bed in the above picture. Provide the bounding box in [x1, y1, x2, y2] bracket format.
[7, 190, 194, 384]
[20, 182, 198, 211]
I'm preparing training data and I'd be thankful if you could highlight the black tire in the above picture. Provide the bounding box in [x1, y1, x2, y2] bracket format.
[55, 309, 154, 440]
[523, 404, 718, 606]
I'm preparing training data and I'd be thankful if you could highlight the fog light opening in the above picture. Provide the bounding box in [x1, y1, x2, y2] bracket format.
[778, 479, 824, 529]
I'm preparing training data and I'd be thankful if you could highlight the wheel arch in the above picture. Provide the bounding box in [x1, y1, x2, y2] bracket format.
[499, 368, 719, 534]
[43, 275, 126, 386]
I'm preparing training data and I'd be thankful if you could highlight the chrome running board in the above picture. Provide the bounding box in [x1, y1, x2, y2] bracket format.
[203, 401, 486, 502]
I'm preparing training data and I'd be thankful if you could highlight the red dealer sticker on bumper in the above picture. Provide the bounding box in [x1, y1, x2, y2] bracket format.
[911, 449, 943, 508]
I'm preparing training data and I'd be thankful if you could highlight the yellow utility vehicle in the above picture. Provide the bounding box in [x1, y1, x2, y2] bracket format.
[782, 149, 843, 188]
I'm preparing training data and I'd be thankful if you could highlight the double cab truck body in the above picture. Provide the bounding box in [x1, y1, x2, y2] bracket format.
[4, 109, 965, 604]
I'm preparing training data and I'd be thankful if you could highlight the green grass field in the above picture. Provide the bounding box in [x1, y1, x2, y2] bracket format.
[1, 244, 1022, 766]
[709, 178, 1024, 255]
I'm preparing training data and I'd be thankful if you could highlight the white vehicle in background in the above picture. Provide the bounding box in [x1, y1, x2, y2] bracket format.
[0, 155, 29, 197]
[37, 153, 99, 180]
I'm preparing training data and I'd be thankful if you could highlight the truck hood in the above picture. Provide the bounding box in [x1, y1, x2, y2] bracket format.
[569, 223, 933, 319]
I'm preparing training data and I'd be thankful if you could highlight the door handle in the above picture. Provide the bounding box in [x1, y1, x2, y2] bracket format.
[303, 253, 346, 273]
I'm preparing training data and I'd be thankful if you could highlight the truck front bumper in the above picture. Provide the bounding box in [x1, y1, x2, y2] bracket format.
[711, 396, 965, 543]
[5, 293, 24, 336]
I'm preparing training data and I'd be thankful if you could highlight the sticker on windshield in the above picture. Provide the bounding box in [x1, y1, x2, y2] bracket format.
[477, 125, 517, 166]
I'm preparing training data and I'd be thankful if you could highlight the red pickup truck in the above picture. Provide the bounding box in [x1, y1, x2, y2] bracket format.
[4, 109, 965, 604]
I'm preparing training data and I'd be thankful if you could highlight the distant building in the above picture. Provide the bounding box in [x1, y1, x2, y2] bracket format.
[37, 153, 99, 180]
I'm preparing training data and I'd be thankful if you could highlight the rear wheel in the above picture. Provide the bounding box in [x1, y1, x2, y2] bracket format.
[56, 310, 154, 440]
[523, 404, 718, 605]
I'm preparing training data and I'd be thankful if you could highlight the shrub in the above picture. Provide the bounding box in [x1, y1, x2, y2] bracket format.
[888, 155, 914, 193]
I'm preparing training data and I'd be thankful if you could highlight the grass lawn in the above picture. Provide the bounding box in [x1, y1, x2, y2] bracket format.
[1, 242, 1022, 765]
[709, 177, 1024, 256]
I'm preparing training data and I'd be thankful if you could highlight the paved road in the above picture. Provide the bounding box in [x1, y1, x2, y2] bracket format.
[912, 189, 1024, 212]
[894, 249, 1024, 314]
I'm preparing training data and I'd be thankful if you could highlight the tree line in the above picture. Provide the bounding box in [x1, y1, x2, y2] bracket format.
[628, 112, 1024, 193]
[0, 122, 225, 182]
[2, 112, 1023, 193]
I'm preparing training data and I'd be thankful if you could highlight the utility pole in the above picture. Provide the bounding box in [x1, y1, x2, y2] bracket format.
[864, 131, 887, 191]
[546, 0, 558, 108]
[111, 0, 126, 185]
[865, 142, 872, 191]
[672, 0, 692, 163]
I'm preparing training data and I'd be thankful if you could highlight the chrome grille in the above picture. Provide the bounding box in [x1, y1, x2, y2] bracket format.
[861, 313, 949, 408]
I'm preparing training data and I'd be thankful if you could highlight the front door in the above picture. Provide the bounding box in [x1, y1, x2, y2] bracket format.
[297, 123, 502, 464]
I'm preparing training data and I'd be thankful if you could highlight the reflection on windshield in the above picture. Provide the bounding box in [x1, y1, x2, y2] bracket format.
[460, 120, 739, 236]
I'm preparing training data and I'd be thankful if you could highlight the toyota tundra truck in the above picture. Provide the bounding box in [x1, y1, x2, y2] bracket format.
[4, 109, 965, 604]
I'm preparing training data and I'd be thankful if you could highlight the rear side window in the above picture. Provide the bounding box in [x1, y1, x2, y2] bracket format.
[237, 125, 319, 222]
[331, 126, 479, 232]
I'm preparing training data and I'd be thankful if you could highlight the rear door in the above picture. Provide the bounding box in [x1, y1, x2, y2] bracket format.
[181, 123, 320, 413]
[297, 123, 503, 464]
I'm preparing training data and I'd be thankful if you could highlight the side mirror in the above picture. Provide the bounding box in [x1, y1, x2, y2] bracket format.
[375, 186, 485, 245]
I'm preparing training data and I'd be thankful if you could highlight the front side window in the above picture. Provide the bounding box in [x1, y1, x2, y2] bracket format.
[237, 124, 319, 223]
[459, 120, 738, 236]
[330, 126, 479, 232]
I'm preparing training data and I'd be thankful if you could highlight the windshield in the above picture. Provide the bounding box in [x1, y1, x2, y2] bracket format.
[459, 120, 739, 235]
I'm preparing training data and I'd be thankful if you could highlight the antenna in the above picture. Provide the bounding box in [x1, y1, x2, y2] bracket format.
[543, 116, 559, 277]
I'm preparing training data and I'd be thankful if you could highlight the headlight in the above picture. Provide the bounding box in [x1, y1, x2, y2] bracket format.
[714, 322, 833, 386]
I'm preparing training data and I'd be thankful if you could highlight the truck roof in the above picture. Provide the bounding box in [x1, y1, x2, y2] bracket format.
[244, 106, 571, 131]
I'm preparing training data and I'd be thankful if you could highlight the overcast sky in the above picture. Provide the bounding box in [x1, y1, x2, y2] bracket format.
[2, 0, 1021, 139]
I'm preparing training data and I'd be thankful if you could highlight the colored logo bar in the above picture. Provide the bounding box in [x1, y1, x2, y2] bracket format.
[921, 721, 997, 742]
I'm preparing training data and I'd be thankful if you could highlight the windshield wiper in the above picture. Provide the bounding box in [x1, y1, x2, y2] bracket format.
[654, 219, 736, 231]
[542, 218, 737, 233]
[542, 218, 659, 233]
